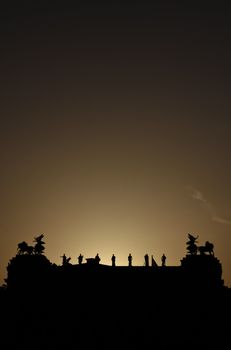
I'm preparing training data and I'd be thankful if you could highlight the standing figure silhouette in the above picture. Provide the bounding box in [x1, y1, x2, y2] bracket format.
[161, 254, 166, 266]
[95, 253, 101, 264]
[128, 253, 132, 267]
[111, 254, 116, 267]
[78, 254, 84, 265]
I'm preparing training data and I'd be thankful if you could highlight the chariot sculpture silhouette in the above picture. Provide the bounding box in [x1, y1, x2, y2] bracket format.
[186, 233, 214, 255]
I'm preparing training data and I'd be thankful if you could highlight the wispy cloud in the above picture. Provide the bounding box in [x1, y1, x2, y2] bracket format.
[191, 189, 207, 203]
[187, 186, 231, 226]
[212, 216, 231, 225]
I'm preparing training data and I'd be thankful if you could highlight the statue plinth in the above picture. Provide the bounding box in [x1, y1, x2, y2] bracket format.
[180, 254, 223, 289]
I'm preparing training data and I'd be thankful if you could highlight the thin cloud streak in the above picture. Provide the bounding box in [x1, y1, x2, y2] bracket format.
[187, 187, 231, 226]
[191, 189, 207, 203]
[212, 216, 231, 225]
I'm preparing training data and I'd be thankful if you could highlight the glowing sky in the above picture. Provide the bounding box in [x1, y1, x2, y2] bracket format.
[1, 2, 231, 286]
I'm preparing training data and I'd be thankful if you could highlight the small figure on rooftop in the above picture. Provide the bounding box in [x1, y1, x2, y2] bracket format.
[78, 254, 84, 265]
[128, 253, 132, 267]
[161, 254, 166, 267]
[95, 253, 101, 264]
[61, 254, 71, 265]
[111, 254, 116, 267]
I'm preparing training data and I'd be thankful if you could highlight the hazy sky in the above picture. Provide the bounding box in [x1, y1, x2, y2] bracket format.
[1, 2, 231, 286]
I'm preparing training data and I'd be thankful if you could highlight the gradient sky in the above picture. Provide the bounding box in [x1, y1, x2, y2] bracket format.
[1, 2, 231, 286]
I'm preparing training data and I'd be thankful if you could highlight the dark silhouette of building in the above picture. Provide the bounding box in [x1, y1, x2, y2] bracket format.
[2, 233, 230, 349]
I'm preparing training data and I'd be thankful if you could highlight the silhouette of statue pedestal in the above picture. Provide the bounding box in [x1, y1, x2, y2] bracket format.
[86, 258, 100, 266]
[181, 254, 223, 290]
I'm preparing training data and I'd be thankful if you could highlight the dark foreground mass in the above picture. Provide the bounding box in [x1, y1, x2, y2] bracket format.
[1, 256, 231, 349]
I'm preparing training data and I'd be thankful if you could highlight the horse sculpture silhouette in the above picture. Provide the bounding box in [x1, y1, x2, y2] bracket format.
[198, 241, 214, 255]
[186, 234, 214, 256]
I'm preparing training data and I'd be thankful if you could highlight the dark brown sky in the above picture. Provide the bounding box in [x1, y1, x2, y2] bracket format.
[1, 1, 231, 286]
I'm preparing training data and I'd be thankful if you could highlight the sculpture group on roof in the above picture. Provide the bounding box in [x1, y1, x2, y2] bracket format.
[14, 233, 215, 270]
[60, 252, 164, 267]
[61, 254, 71, 266]
[17, 234, 45, 256]
[186, 233, 214, 256]
[5, 232, 224, 294]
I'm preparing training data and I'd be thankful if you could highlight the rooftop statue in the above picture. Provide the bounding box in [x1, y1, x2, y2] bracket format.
[186, 234, 215, 256]
[17, 241, 34, 255]
[78, 254, 84, 265]
[95, 253, 101, 264]
[17, 234, 45, 255]
[33, 234, 45, 255]
[161, 254, 166, 266]
[186, 233, 198, 255]
[198, 241, 214, 255]
[151, 255, 158, 267]
[61, 254, 71, 266]
[144, 254, 149, 267]
[111, 254, 116, 267]
[128, 253, 132, 266]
